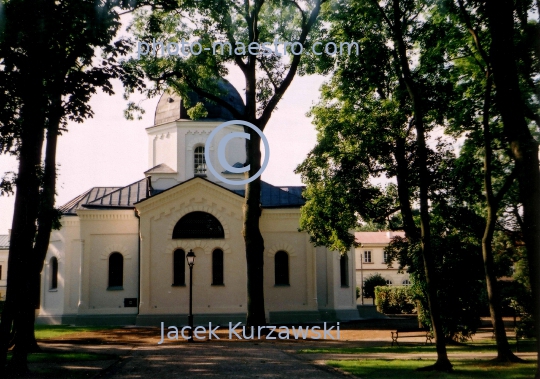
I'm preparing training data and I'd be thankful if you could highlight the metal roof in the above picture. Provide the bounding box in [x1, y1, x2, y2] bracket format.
[62, 176, 304, 215]
[0, 235, 9, 249]
[59, 187, 122, 215]
[59, 179, 149, 214]
[84, 178, 149, 209]
[232, 182, 305, 208]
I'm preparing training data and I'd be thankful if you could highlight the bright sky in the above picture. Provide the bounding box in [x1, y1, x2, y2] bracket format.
[0, 61, 325, 236]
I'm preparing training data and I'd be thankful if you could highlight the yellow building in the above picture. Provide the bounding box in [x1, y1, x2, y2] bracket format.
[36, 81, 358, 326]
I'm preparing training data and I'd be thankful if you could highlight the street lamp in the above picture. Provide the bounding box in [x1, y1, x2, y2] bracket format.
[186, 249, 196, 342]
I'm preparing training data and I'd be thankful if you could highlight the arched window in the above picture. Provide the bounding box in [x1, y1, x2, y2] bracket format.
[194, 146, 206, 175]
[50, 257, 58, 290]
[386, 279, 393, 285]
[402, 279, 411, 286]
[212, 249, 224, 285]
[108, 252, 123, 289]
[173, 249, 185, 286]
[340, 254, 349, 287]
[172, 212, 225, 239]
[274, 251, 289, 286]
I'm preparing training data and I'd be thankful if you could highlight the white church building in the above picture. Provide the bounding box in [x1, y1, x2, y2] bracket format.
[36, 80, 359, 326]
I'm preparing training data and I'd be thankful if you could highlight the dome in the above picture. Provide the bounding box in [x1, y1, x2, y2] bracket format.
[154, 79, 245, 125]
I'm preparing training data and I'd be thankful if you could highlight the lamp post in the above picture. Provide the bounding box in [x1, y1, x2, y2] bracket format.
[186, 249, 196, 342]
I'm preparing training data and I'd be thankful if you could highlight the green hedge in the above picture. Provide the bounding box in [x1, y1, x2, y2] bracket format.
[374, 286, 416, 314]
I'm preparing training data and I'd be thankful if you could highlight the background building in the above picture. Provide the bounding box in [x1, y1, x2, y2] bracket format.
[355, 231, 410, 305]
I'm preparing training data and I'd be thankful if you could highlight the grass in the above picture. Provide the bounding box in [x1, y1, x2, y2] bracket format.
[34, 324, 119, 339]
[299, 340, 538, 354]
[327, 359, 537, 379]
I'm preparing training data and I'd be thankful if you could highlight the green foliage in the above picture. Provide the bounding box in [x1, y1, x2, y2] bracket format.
[326, 359, 537, 379]
[186, 102, 208, 120]
[356, 286, 361, 299]
[363, 273, 387, 299]
[385, 212, 486, 341]
[374, 286, 416, 315]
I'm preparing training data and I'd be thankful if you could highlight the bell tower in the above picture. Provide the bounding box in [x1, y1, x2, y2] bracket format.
[145, 80, 247, 191]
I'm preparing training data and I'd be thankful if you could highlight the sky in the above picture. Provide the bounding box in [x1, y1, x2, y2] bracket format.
[0, 58, 326, 236]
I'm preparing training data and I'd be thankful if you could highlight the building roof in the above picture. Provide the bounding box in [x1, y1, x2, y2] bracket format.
[154, 79, 245, 125]
[59, 186, 122, 215]
[61, 175, 304, 216]
[83, 178, 150, 209]
[231, 182, 305, 208]
[59, 179, 149, 214]
[144, 163, 176, 174]
[355, 231, 406, 244]
[0, 235, 9, 249]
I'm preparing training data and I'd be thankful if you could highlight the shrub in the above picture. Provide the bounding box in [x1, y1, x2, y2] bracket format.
[363, 273, 387, 298]
[375, 286, 416, 314]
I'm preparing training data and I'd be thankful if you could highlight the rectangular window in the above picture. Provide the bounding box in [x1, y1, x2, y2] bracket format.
[0, 265, 2, 280]
[364, 251, 372, 263]
[383, 251, 389, 263]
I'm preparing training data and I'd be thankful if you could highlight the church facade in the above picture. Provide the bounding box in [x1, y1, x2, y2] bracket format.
[36, 81, 359, 326]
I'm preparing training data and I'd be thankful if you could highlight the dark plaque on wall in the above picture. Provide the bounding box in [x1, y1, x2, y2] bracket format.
[124, 298, 138, 307]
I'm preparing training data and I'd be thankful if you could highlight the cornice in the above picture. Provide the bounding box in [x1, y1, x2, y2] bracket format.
[136, 178, 244, 215]
[77, 210, 136, 221]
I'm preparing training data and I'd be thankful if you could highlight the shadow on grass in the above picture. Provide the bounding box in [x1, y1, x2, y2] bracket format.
[327, 359, 537, 379]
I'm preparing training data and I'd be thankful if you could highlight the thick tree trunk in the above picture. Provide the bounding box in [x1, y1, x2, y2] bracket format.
[480, 74, 523, 363]
[243, 130, 266, 327]
[0, 99, 46, 374]
[485, 1, 540, 375]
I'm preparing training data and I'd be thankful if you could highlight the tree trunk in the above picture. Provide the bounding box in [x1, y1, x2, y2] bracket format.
[485, 1, 540, 375]
[243, 130, 266, 327]
[480, 74, 523, 362]
[391, 0, 451, 371]
[0, 96, 46, 375]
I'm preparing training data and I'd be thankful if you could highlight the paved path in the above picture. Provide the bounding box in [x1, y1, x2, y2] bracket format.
[95, 341, 346, 378]
[30, 321, 536, 379]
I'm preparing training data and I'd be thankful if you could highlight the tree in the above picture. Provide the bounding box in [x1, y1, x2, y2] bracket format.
[123, 0, 327, 327]
[363, 273, 387, 299]
[435, 0, 538, 365]
[296, 0, 455, 371]
[0, 1, 134, 374]
[482, 1, 540, 374]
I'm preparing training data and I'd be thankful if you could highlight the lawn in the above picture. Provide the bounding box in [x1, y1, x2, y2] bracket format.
[299, 340, 538, 354]
[327, 359, 537, 379]
[34, 324, 119, 339]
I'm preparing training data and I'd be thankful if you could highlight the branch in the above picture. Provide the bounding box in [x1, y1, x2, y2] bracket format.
[494, 165, 518, 205]
[257, 58, 278, 90]
[258, 0, 327, 127]
[369, 0, 394, 30]
[457, 0, 490, 67]
[285, 0, 307, 27]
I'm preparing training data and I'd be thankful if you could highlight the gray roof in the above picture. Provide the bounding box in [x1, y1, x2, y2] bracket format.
[232, 182, 305, 208]
[59, 186, 122, 215]
[154, 79, 245, 125]
[0, 235, 9, 249]
[146, 177, 305, 208]
[59, 178, 149, 214]
[61, 176, 304, 216]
